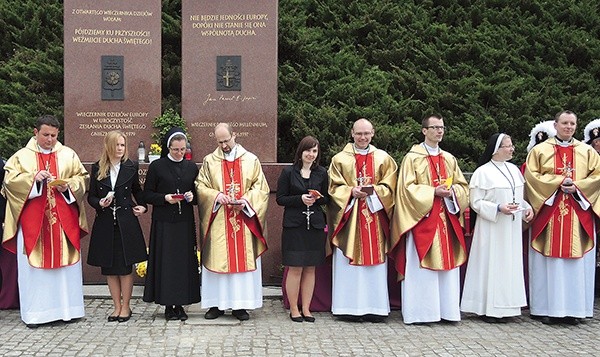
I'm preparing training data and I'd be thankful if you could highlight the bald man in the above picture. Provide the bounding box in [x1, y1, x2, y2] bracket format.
[327, 118, 398, 322]
[195, 123, 269, 321]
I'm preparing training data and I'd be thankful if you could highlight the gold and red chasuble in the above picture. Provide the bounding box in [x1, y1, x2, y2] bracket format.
[20, 152, 80, 268]
[221, 158, 264, 273]
[531, 145, 595, 258]
[411, 154, 466, 271]
[355, 153, 386, 265]
[330, 152, 387, 266]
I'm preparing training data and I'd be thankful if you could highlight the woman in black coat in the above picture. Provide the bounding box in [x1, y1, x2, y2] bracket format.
[142, 128, 200, 321]
[87, 130, 148, 322]
[276, 136, 330, 322]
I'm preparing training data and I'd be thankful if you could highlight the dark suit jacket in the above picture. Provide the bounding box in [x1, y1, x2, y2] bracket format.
[276, 165, 329, 229]
[87, 159, 148, 267]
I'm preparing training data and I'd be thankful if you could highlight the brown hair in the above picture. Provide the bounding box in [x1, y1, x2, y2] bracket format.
[421, 114, 443, 128]
[554, 110, 577, 122]
[293, 136, 320, 170]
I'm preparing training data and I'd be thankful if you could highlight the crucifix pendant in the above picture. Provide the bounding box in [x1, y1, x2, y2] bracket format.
[111, 205, 121, 225]
[302, 205, 314, 230]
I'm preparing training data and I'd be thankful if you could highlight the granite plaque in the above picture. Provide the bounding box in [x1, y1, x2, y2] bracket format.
[216, 56, 242, 91]
[182, 0, 278, 163]
[64, 0, 161, 163]
[101, 55, 125, 100]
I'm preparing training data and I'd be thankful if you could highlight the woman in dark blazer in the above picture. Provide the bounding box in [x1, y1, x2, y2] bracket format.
[276, 136, 330, 323]
[87, 130, 148, 322]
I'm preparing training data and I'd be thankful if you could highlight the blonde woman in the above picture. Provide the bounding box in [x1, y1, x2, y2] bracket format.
[87, 130, 148, 322]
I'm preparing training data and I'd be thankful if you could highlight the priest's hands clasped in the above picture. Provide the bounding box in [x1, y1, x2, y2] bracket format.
[216, 192, 246, 212]
[35, 169, 53, 183]
[351, 186, 369, 199]
[561, 178, 576, 194]
[434, 184, 452, 198]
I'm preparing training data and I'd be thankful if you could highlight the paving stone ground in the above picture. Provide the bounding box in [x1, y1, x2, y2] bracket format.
[0, 287, 598, 356]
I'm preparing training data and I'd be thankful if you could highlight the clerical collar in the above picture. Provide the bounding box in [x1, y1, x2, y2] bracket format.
[422, 142, 440, 155]
[37, 145, 53, 154]
[167, 153, 183, 162]
[352, 144, 369, 155]
[224, 144, 238, 161]
[555, 137, 573, 146]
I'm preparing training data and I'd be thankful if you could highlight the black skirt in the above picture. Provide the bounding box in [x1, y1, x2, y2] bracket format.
[142, 220, 200, 305]
[101, 226, 131, 276]
[281, 226, 326, 267]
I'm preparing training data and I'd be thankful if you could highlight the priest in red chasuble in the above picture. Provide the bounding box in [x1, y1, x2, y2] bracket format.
[327, 118, 397, 322]
[195, 123, 269, 321]
[2, 115, 89, 328]
[390, 114, 469, 324]
[524, 110, 600, 325]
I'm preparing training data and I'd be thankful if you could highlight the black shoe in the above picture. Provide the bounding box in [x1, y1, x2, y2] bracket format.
[232, 309, 250, 321]
[175, 306, 188, 321]
[26, 323, 40, 329]
[541, 316, 560, 325]
[363, 314, 386, 323]
[204, 307, 224, 320]
[118, 309, 132, 323]
[562, 317, 580, 325]
[480, 315, 496, 323]
[165, 306, 178, 321]
[107, 315, 119, 322]
[302, 313, 316, 323]
[290, 313, 303, 323]
[440, 318, 459, 325]
[335, 314, 362, 322]
[530, 314, 544, 321]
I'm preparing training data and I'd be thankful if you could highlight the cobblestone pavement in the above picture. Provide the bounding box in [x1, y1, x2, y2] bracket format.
[0, 289, 598, 356]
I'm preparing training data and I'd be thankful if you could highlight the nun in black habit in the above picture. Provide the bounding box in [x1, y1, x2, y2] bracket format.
[142, 127, 200, 320]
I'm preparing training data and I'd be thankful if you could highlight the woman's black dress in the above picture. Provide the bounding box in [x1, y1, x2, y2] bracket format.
[142, 157, 200, 306]
[276, 165, 330, 266]
[87, 159, 148, 275]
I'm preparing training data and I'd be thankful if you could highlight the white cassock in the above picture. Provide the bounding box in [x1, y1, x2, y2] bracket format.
[16, 184, 84, 324]
[460, 160, 528, 318]
[200, 257, 262, 310]
[401, 195, 461, 324]
[528, 186, 596, 318]
[331, 193, 390, 316]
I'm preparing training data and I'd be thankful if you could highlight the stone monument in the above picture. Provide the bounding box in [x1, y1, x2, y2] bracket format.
[64, 0, 162, 163]
[182, 0, 278, 162]
[64, 0, 162, 283]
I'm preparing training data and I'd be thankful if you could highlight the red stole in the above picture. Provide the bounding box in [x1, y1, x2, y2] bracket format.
[330, 152, 388, 266]
[531, 145, 595, 258]
[20, 152, 80, 268]
[217, 158, 266, 273]
[411, 153, 465, 270]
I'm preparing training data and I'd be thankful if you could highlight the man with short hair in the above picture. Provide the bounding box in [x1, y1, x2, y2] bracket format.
[2, 115, 89, 328]
[195, 123, 269, 321]
[525, 110, 600, 325]
[327, 118, 397, 322]
[391, 114, 469, 324]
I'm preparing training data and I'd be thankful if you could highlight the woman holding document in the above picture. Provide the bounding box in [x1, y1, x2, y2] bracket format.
[276, 136, 330, 322]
